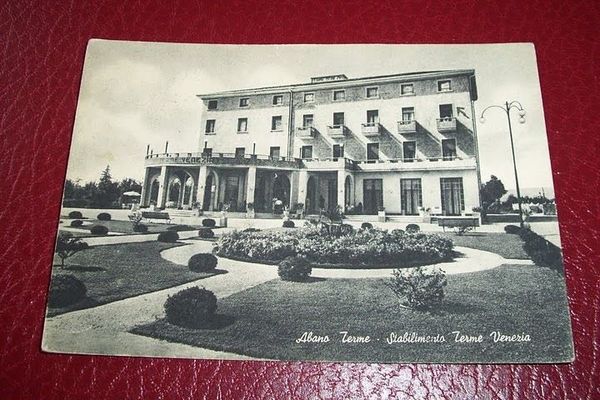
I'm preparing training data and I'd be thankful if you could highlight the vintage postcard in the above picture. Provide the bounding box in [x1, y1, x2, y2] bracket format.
[42, 40, 574, 363]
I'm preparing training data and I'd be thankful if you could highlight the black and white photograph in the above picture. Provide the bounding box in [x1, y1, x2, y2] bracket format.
[42, 40, 574, 363]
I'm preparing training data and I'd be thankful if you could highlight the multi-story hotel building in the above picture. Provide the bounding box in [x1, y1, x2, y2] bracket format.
[141, 69, 481, 218]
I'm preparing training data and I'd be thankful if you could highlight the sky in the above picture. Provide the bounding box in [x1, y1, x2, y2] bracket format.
[67, 40, 555, 192]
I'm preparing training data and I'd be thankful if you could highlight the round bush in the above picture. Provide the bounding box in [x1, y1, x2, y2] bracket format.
[202, 218, 216, 228]
[68, 211, 83, 219]
[387, 266, 447, 310]
[504, 224, 521, 234]
[48, 275, 87, 308]
[242, 227, 261, 233]
[283, 220, 295, 228]
[97, 212, 111, 221]
[164, 287, 217, 329]
[157, 230, 179, 243]
[406, 224, 421, 233]
[70, 220, 83, 227]
[278, 256, 312, 282]
[167, 224, 195, 232]
[188, 253, 218, 272]
[361, 222, 373, 230]
[89, 225, 109, 235]
[198, 228, 215, 239]
[133, 223, 148, 233]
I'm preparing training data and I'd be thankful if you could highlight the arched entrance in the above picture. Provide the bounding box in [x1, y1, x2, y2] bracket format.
[273, 173, 291, 209]
[183, 176, 194, 208]
[168, 178, 181, 207]
[202, 172, 216, 211]
[149, 179, 160, 205]
[344, 175, 353, 208]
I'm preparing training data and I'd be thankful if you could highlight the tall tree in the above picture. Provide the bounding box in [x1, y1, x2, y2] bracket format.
[96, 165, 119, 208]
[480, 175, 507, 219]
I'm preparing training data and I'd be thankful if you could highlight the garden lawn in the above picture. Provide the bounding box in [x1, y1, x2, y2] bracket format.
[48, 242, 220, 316]
[437, 231, 529, 259]
[133, 265, 572, 363]
[60, 219, 202, 236]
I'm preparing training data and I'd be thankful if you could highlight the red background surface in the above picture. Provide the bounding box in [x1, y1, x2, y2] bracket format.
[1, 1, 599, 398]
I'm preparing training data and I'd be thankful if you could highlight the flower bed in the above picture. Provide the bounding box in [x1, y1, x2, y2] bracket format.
[216, 227, 453, 268]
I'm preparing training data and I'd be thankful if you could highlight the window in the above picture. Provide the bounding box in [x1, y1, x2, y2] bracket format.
[302, 114, 314, 128]
[439, 104, 454, 119]
[205, 119, 216, 133]
[303, 92, 315, 103]
[440, 178, 464, 215]
[442, 138, 457, 160]
[366, 87, 379, 98]
[301, 145, 313, 159]
[438, 79, 452, 92]
[202, 147, 212, 157]
[403, 141, 416, 162]
[207, 100, 218, 110]
[402, 107, 415, 122]
[237, 118, 248, 133]
[235, 147, 245, 158]
[400, 83, 414, 95]
[367, 143, 379, 161]
[272, 95, 283, 105]
[366, 110, 379, 125]
[239, 98, 249, 107]
[270, 146, 281, 159]
[333, 90, 345, 101]
[271, 115, 282, 131]
[363, 179, 383, 215]
[401, 179, 422, 215]
[333, 112, 345, 126]
[333, 144, 344, 159]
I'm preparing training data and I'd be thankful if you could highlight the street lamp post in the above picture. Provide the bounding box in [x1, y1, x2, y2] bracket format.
[479, 101, 527, 228]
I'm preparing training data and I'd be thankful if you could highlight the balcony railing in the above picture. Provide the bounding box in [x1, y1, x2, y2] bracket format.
[302, 157, 356, 171]
[354, 156, 476, 171]
[145, 152, 301, 169]
[327, 124, 348, 138]
[397, 120, 417, 134]
[361, 122, 381, 136]
[296, 126, 316, 138]
[437, 117, 457, 132]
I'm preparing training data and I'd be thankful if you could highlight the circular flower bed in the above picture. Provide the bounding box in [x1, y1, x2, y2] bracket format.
[216, 226, 453, 269]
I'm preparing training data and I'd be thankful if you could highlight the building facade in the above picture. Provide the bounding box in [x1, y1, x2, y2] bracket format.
[141, 70, 481, 217]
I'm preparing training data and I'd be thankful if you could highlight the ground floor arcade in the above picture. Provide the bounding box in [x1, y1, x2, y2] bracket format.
[140, 164, 479, 216]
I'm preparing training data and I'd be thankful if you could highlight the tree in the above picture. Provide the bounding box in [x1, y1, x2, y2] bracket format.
[480, 175, 507, 220]
[118, 178, 142, 195]
[96, 165, 120, 208]
[55, 232, 89, 268]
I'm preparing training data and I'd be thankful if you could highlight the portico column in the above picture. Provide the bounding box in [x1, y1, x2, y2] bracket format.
[195, 165, 208, 210]
[337, 169, 346, 210]
[177, 176, 184, 208]
[156, 165, 169, 209]
[289, 171, 299, 209]
[140, 167, 150, 207]
[298, 170, 308, 208]
[246, 166, 257, 209]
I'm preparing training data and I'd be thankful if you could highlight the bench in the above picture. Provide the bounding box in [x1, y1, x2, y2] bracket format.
[140, 211, 171, 224]
[437, 216, 479, 234]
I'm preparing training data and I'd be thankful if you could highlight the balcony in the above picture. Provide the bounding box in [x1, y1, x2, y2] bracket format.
[354, 156, 476, 172]
[327, 124, 348, 139]
[397, 120, 417, 134]
[437, 117, 457, 132]
[302, 157, 356, 171]
[361, 122, 381, 136]
[296, 126, 316, 139]
[145, 152, 301, 169]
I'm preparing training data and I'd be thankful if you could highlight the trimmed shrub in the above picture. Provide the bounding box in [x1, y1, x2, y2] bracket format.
[387, 266, 447, 310]
[278, 256, 312, 282]
[89, 225, 109, 235]
[164, 287, 217, 329]
[157, 230, 179, 243]
[504, 224, 521, 234]
[519, 228, 563, 273]
[188, 253, 218, 272]
[202, 218, 216, 228]
[70, 220, 83, 227]
[391, 228, 405, 236]
[68, 211, 83, 219]
[55, 232, 89, 267]
[361, 222, 373, 230]
[166, 224, 195, 232]
[133, 223, 148, 233]
[406, 224, 421, 234]
[283, 220, 295, 228]
[198, 228, 215, 239]
[242, 227, 261, 233]
[97, 212, 111, 221]
[48, 275, 87, 307]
